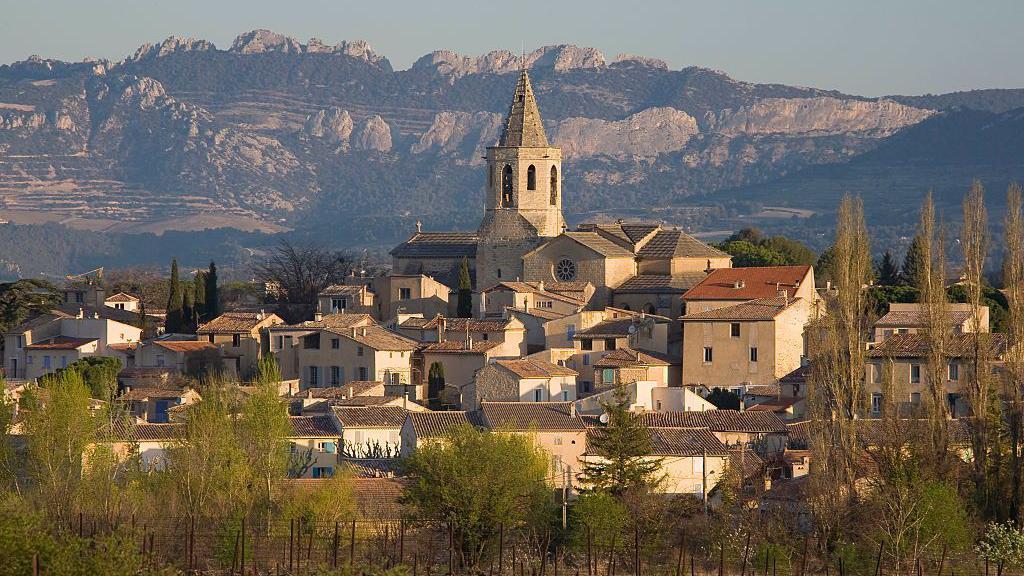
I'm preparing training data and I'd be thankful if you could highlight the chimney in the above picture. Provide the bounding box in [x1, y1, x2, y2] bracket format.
[77, 308, 84, 319]
[537, 280, 544, 292]
[350, 385, 355, 397]
[467, 334, 473, 349]
[570, 402, 576, 418]
[314, 311, 323, 322]
[351, 327, 357, 338]
[415, 220, 422, 233]
[361, 327, 367, 337]
[778, 289, 789, 304]
[437, 316, 446, 343]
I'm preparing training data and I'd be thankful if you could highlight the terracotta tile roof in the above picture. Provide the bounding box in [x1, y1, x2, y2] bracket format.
[10, 312, 65, 334]
[198, 311, 280, 334]
[574, 318, 635, 339]
[482, 282, 586, 305]
[105, 292, 140, 303]
[648, 427, 729, 456]
[55, 303, 140, 326]
[637, 410, 789, 433]
[744, 384, 781, 397]
[401, 316, 514, 332]
[856, 418, 972, 447]
[779, 365, 810, 383]
[331, 406, 408, 428]
[786, 421, 810, 446]
[637, 229, 729, 259]
[319, 284, 366, 297]
[729, 448, 766, 479]
[152, 340, 218, 353]
[875, 309, 973, 328]
[342, 458, 404, 478]
[508, 308, 569, 321]
[593, 347, 671, 368]
[681, 297, 798, 321]
[272, 313, 375, 332]
[25, 336, 97, 350]
[296, 382, 385, 399]
[481, 401, 585, 431]
[562, 232, 637, 258]
[867, 332, 1007, 359]
[746, 397, 800, 411]
[288, 415, 339, 437]
[352, 477, 408, 519]
[407, 411, 484, 438]
[420, 340, 500, 354]
[327, 396, 406, 407]
[107, 342, 136, 352]
[683, 266, 812, 301]
[339, 326, 419, 351]
[495, 359, 577, 379]
[108, 421, 184, 442]
[614, 273, 708, 294]
[590, 223, 661, 247]
[390, 231, 478, 259]
[120, 386, 191, 401]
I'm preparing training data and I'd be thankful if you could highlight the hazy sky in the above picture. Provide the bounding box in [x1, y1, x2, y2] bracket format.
[1, 0, 1021, 96]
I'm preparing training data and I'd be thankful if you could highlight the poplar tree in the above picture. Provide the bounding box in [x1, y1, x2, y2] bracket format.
[457, 257, 473, 318]
[205, 261, 221, 320]
[193, 269, 207, 323]
[165, 258, 184, 334]
[1003, 182, 1024, 520]
[917, 192, 951, 469]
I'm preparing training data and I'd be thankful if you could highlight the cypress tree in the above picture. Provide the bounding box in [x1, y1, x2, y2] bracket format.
[193, 270, 207, 323]
[166, 258, 184, 333]
[876, 250, 901, 286]
[205, 261, 220, 319]
[457, 257, 473, 318]
[183, 282, 196, 333]
[902, 234, 927, 288]
[136, 300, 149, 336]
[427, 362, 445, 402]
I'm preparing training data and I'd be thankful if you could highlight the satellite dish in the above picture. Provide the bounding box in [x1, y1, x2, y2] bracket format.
[599, 412, 610, 424]
[628, 324, 637, 334]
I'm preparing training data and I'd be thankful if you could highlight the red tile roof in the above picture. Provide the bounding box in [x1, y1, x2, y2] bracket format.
[407, 411, 485, 438]
[495, 359, 577, 379]
[867, 332, 1007, 359]
[636, 410, 789, 433]
[592, 347, 672, 368]
[25, 336, 97, 350]
[683, 266, 812, 301]
[152, 340, 218, 353]
[288, 416, 339, 437]
[420, 340, 500, 354]
[197, 311, 280, 334]
[481, 401, 586, 431]
[105, 292, 140, 303]
[681, 297, 798, 321]
[331, 406, 408, 428]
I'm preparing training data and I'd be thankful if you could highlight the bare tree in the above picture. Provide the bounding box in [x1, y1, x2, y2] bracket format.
[1004, 182, 1024, 521]
[252, 239, 352, 322]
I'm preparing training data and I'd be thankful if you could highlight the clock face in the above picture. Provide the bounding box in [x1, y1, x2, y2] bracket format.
[555, 258, 577, 281]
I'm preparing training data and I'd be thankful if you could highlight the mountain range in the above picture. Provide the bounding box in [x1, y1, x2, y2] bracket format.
[1, 29, 1023, 255]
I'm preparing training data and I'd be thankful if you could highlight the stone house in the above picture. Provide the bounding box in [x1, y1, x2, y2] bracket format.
[637, 410, 790, 455]
[682, 265, 817, 314]
[480, 401, 587, 481]
[197, 311, 284, 379]
[268, 313, 376, 380]
[288, 415, 341, 479]
[568, 311, 671, 394]
[135, 336, 227, 377]
[872, 302, 989, 342]
[480, 281, 589, 318]
[100, 421, 184, 471]
[592, 347, 673, 392]
[120, 384, 200, 423]
[295, 325, 417, 391]
[463, 358, 578, 410]
[317, 284, 376, 316]
[373, 274, 453, 322]
[680, 296, 813, 389]
[865, 332, 1007, 418]
[419, 339, 503, 406]
[396, 316, 527, 359]
[746, 396, 807, 421]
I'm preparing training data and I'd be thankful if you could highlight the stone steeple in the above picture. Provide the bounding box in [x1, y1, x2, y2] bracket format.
[499, 69, 549, 148]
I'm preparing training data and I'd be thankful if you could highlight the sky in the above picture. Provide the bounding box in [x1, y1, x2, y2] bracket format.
[1, 0, 1021, 97]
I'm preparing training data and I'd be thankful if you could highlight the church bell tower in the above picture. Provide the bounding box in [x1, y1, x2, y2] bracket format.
[476, 69, 564, 290]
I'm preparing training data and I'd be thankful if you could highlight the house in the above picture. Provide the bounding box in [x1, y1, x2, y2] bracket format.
[268, 313, 376, 380]
[592, 347, 673, 392]
[373, 274, 452, 322]
[197, 311, 284, 379]
[480, 281, 589, 318]
[506, 307, 574, 354]
[101, 421, 184, 471]
[317, 284, 376, 316]
[330, 405, 409, 458]
[743, 384, 783, 407]
[120, 384, 201, 423]
[420, 339, 504, 406]
[682, 265, 817, 314]
[104, 292, 141, 312]
[680, 296, 814, 388]
[396, 316, 527, 359]
[4, 305, 143, 380]
[872, 303, 989, 342]
[864, 332, 1007, 418]
[135, 335, 228, 377]
[288, 415, 341, 479]
[399, 410, 484, 457]
[574, 380, 716, 415]
[569, 310, 671, 393]
[480, 401, 587, 480]
[463, 358, 578, 410]
[636, 410, 790, 455]
[746, 396, 807, 421]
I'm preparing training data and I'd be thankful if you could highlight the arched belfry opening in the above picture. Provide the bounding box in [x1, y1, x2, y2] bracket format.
[549, 166, 558, 205]
[527, 165, 536, 190]
[501, 164, 514, 207]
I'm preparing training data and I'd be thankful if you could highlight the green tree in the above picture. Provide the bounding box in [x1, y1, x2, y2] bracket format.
[579, 386, 661, 495]
[64, 356, 122, 402]
[205, 261, 221, 320]
[901, 234, 928, 288]
[403, 425, 551, 569]
[182, 280, 196, 333]
[0, 278, 60, 335]
[239, 356, 291, 521]
[193, 269, 207, 324]
[706, 387, 741, 410]
[976, 522, 1024, 576]
[718, 240, 788, 267]
[457, 257, 473, 318]
[876, 250, 901, 286]
[165, 258, 184, 333]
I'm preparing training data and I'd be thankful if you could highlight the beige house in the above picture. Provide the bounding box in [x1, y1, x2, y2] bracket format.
[575, 380, 716, 415]
[865, 332, 1007, 418]
[682, 265, 817, 314]
[373, 274, 452, 322]
[136, 336, 223, 375]
[399, 411, 484, 457]
[104, 292, 141, 312]
[268, 313, 376, 379]
[288, 415, 341, 478]
[568, 311, 671, 394]
[96, 421, 184, 472]
[197, 311, 284, 379]
[480, 401, 587, 481]
[420, 339, 503, 406]
[120, 384, 200, 423]
[872, 303, 989, 342]
[637, 410, 790, 455]
[680, 296, 813, 388]
[318, 284, 376, 316]
[330, 406, 409, 458]
[592, 347, 673, 392]
[5, 306, 143, 380]
[396, 316, 527, 359]
[463, 359, 578, 410]
[480, 281, 588, 318]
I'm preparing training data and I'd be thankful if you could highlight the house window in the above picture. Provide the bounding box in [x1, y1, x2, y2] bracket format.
[871, 393, 883, 414]
[703, 347, 713, 363]
[749, 347, 758, 362]
[501, 164, 514, 207]
[730, 323, 740, 338]
[566, 325, 575, 344]
[309, 366, 320, 387]
[332, 298, 347, 311]
[208, 334, 215, 343]
[232, 334, 241, 347]
[318, 441, 338, 454]
[357, 346, 364, 357]
[581, 381, 592, 393]
[17, 336, 24, 348]
[910, 364, 921, 384]
[911, 392, 921, 405]
[399, 288, 412, 300]
[527, 165, 536, 190]
[331, 366, 340, 386]
[948, 362, 959, 381]
[604, 338, 617, 350]
[359, 367, 368, 381]
[602, 368, 615, 384]
[583, 354, 590, 366]
[534, 389, 543, 401]
[331, 338, 340, 349]
[554, 436, 563, 446]
[581, 338, 593, 351]
[870, 362, 881, 384]
[276, 336, 283, 349]
[43, 356, 52, 369]
[550, 166, 558, 205]
[312, 467, 334, 479]
[156, 355, 165, 367]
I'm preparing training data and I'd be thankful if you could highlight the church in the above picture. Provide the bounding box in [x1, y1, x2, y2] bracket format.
[390, 69, 732, 318]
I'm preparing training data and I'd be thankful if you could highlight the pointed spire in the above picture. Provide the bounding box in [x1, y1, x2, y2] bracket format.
[499, 69, 549, 147]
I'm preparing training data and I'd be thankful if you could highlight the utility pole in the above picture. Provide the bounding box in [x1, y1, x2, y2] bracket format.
[561, 468, 569, 529]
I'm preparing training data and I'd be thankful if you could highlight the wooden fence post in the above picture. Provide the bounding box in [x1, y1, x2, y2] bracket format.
[741, 532, 751, 576]
[333, 521, 340, 568]
[499, 524, 505, 576]
[350, 519, 357, 568]
[874, 541, 884, 576]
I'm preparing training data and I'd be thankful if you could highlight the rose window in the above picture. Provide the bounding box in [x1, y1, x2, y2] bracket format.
[555, 258, 577, 281]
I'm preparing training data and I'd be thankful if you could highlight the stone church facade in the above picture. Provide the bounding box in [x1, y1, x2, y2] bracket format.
[391, 69, 732, 315]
